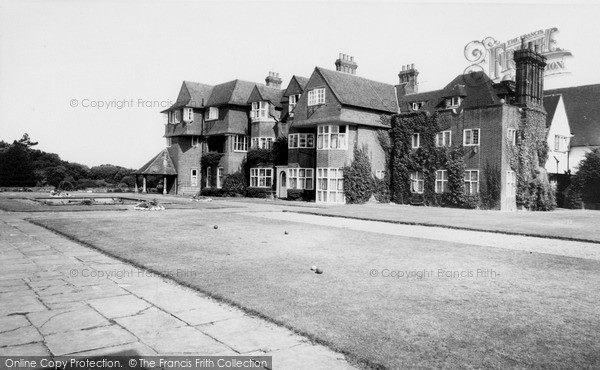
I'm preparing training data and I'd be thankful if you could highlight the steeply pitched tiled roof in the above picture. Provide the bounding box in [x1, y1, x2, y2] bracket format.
[397, 72, 503, 113]
[136, 149, 177, 175]
[316, 67, 398, 113]
[206, 80, 257, 107]
[161, 81, 213, 112]
[544, 84, 600, 147]
[283, 76, 309, 98]
[248, 85, 284, 108]
[543, 94, 561, 129]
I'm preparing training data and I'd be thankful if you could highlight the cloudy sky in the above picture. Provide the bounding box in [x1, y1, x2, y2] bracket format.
[1, 0, 599, 169]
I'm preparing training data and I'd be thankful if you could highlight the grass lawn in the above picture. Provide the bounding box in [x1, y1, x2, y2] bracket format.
[301, 203, 600, 243]
[32, 209, 600, 369]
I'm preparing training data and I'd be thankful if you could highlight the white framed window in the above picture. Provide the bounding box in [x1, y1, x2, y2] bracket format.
[288, 133, 315, 148]
[554, 135, 568, 152]
[436, 131, 452, 147]
[375, 170, 385, 180]
[316, 168, 344, 203]
[207, 107, 219, 120]
[217, 167, 223, 189]
[317, 125, 347, 150]
[251, 101, 269, 120]
[435, 170, 448, 193]
[446, 96, 461, 108]
[507, 129, 517, 146]
[166, 137, 172, 147]
[251, 137, 274, 150]
[184, 107, 194, 122]
[250, 168, 273, 188]
[173, 110, 181, 123]
[412, 133, 421, 149]
[206, 167, 212, 188]
[308, 88, 325, 106]
[410, 171, 424, 194]
[289, 168, 314, 190]
[464, 170, 479, 194]
[191, 136, 200, 147]
[507, 170, 516, 197]
[190, 168, 198, 187]
[233, 135, 248, 152]
[411, 102, 424, 111]
[463, 129, 480, 146]
[288, 94, 299, 116]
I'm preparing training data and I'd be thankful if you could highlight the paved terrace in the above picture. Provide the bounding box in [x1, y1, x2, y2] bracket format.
[0, 211, 353, 369]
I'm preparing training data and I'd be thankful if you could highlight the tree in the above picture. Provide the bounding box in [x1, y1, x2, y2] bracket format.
[343, 146, 375, 204]
[577, 148, 600, 204]
[0, 143, 36, 187]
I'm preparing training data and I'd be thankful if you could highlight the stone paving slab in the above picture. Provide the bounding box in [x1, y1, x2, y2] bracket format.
[0, 214, 355, 368]
[199, 316, 305, 354]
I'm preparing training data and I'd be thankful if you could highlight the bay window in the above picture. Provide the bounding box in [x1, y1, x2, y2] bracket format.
[317, 125, 347, 150]
[250, 168, 273, 188]
[316, 168, 344, 203]
[289, 168, 314, 190]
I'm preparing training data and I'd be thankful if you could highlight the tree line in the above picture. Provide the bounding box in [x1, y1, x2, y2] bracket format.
[0, 134, 137, 190]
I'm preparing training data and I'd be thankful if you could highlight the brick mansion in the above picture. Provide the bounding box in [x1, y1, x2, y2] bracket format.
[136, 46, 599, 210]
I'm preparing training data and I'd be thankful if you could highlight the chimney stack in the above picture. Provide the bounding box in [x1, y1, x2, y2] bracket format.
[398, 64, 419, 94]
[335, 53, 358, 75]
[265, 71, 282, 89]
[514, 38, 546, 107]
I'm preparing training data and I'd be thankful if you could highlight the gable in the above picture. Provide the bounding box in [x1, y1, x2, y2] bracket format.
[283, 76, 309, 98]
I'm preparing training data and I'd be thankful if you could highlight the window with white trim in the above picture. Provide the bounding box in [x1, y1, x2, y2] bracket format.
[317, 125, 347, 150]
[289, 168, 314, 190]
[446, 96, 461, 108]
[288, 133, 314, 148]
[436, 131, 452, 147]
[507, 129, 517, 146]
[308, 88, 325, 106]
[233, 135, 248, 152]
[206, 167, 212, 188]
[463, 129, 480, 146]
[410, 171, 424, 194]
[289, 94, 300, 116]
[251, 137, 274, 150]
[250, 168, 273, 188]
[464, 170, 479, 194]
[507, 170, 516, 197]
[316, 168, 344, 203]
[207, 107, 219, 120]
[251, 101, 269, 120]
[411, 102, 424, 111]
[166, 137, 172, 147]
[217, 167, 223, 189]
[435, 170, 448, 193]
[554, 135, 568, 152]
[184, 108, 194, 122]
[412, 133, 421, 149]
[191, 136, 200, 147]
[375, 170, 385, 180]
[190, 168, 198, 187]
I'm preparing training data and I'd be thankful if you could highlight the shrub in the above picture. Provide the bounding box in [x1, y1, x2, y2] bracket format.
[221, 172, 246, 197]
[577, 148, 600, 204]
[343, 146, 375, 204]
[201, 187, 224, 197]
[373, 177, 391, 203]
[201, 152, 224, 168]
[58, 180, 73, 191]
[80, 199, 93, 206]
[479, 163, 501, 210]
[75, 178, 97, 190]
[287, 189, 314, 201]
[246, 187, 272, 198]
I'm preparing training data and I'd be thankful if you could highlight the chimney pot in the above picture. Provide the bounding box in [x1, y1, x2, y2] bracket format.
[402, 66, 406, 71]
[411, 63, 414, 69]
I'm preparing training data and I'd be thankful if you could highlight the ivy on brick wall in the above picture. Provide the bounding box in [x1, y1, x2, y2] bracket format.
[387, 112, 476, 208]
[508, 108, 556, 211]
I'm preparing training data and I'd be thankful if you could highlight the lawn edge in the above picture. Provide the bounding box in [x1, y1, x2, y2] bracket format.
[283, 210, 600, 245]
[27, 218, 385, 370]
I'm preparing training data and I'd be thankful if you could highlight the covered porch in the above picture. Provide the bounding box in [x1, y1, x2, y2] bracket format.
[135, 149, 178, 194]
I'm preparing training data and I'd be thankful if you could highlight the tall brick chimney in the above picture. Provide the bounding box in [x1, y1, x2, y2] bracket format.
[266, 72, 282, 89]
[514, 39, 546, 108]
[335, 53, 358, 75]
[398, 64, 419, 94]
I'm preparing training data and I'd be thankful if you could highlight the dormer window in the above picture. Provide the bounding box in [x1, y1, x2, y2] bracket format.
[411, 102, 424, 111]
[207, 107, 219, 121]
[168, 111, 181, 124]
[251, 101, 269, 120]
[289, 94, 300, 116]
[184, 108, 194, 122]
[308, 88, 325, 106]
[446, 96, 461, 108]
